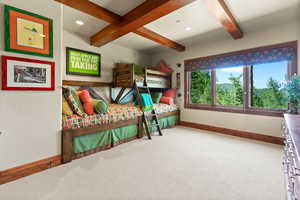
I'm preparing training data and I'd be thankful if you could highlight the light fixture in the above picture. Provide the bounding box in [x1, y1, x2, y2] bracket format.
[40, 34, 46, 38]
[76, 20, 84, 25]
[185, 27, 192, 31]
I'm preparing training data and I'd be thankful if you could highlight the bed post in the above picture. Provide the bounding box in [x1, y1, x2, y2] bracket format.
[137, 116, 143, 138]
[62, 130, 73, 163]
[176, 110, 181, 125]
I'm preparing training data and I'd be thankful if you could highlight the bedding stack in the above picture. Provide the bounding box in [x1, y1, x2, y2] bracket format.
[62, 86, 179, 130]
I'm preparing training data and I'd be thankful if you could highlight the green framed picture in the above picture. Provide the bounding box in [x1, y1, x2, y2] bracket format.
[66, 47, 101, 77]
[4, 5, 53, 57]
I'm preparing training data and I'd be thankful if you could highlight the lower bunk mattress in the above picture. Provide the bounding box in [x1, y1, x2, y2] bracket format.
[62, 103, 179, 130]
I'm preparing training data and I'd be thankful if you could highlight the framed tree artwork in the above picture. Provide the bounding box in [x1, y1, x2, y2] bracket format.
[4, 5, 53, 57]
[2, 56, 55, 91]
[66, 47, 101, 77]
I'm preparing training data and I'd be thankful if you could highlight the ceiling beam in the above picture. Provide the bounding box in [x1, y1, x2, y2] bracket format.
[55, 0, 186, 52]
[203, 0, 243, 39]
[54, 0, 121, 24]
[90, 0, 194, 48]
[134, 27, 185, 52]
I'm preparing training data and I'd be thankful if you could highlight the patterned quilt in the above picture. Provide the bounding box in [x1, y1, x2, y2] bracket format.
[62, 103, 179, 130]
[152, 103, 179, 115]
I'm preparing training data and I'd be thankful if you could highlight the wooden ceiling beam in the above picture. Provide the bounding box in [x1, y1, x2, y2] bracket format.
[90, 0, 194, 48]
[203, 0, 243, 39]
[54, 0, 121, 24]
[134, 27, 185, 52]
[55, 0, 186, 52]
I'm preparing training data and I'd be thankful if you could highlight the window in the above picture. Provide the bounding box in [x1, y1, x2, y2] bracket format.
[190, 70, 212, 105]
[184, 41, 297, 117]
[251, 61, 288, 110]
[216, 67, 244, 106]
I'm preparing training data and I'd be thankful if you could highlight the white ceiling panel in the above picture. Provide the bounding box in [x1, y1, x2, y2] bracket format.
[145, 0, 221, 41]
[226, 0, 300, 22]
[89, 0, 145, 16]
[63, 5, 108, 37]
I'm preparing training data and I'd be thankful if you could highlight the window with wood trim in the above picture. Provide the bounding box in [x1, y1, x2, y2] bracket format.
[184, 41, 298, 117]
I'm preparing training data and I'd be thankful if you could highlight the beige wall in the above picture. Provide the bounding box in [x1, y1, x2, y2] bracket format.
[62, 30, 151, 83]
[152, 19, 300, 137]
[0, 0, 63, 170]
[0, 2, 151, 170]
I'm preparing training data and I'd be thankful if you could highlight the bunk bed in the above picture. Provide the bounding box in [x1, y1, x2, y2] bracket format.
[113, 63, 171, 88]
[62, 80, 179, 163]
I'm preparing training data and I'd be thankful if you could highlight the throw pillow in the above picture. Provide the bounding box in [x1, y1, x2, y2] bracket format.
[78, 86, 108, 104]
[62, 96, 73, 116]
[151, 92, 163, 104]
[63, 87, 87, 117]
[159, 60, 173, 73]
[160, 96, 174, 105]
[79, 90, 95, 115]
[91, 99, 108, 114]
[164, 89, 176, 98]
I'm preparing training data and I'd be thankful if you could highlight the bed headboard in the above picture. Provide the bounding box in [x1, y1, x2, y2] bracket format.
[62, 80, 113, 87]
[62, 80, 113, 103]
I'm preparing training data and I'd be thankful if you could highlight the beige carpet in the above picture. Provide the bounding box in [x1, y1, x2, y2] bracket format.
[0, 127, 284, 200]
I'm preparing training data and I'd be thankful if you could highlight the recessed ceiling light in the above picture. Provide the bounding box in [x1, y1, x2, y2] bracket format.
[185, 27, 192, 31]
[76, 20, 84, 25]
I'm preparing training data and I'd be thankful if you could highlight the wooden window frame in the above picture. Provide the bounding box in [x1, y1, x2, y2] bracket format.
[184, 42, 298, 117]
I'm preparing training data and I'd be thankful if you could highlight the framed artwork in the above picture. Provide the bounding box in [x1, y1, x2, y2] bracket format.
[4, 5, 53, 57]
[2, 56, 55, 91]
[66, 47, 101, 77]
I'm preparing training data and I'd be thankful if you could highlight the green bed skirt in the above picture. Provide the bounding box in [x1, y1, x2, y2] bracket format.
[73, 125, 137, 154]
[145, 115, 178, 133]
[73, 115, 178, 154]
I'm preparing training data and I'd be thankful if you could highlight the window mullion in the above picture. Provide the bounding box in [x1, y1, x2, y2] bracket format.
[243, 66, 251, 110]
[288, 61, 297, 77]
[211, 69, 216, 106]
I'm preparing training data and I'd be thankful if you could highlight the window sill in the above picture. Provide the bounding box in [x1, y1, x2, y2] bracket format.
[184, 104, 284, 117]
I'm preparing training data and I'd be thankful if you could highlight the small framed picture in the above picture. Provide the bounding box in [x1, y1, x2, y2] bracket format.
[2, 56, 55, 91]
[4, 5, 53, 57]
[66, 47, 101, 77]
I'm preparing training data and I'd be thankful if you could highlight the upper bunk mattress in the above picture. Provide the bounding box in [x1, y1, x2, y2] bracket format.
[134, 74, 170, 88]
[62, 103, 179, 130]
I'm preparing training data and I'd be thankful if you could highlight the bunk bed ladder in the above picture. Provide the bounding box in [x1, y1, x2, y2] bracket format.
[134, 81, 162, 140]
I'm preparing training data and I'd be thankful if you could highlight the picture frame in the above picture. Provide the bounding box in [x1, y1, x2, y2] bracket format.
[66, 47, 101, 77]
[4, 5, 53, 57]
[2, 56, 55, 91]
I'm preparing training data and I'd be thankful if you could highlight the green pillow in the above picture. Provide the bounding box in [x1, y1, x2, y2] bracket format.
[151, 92, 162, 104]
[134, 64, 144, 75]
[63, 87, 86, 117]
[92, 99, 108, 114]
